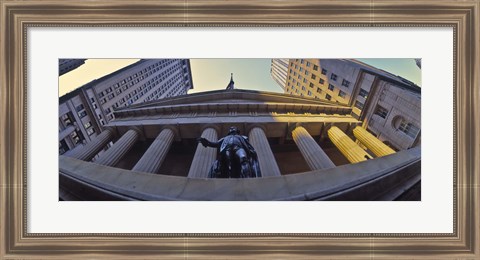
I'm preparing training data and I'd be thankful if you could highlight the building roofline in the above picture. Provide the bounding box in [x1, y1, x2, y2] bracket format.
[348, 59, 421, 93]
[59, 59, 147, 103]
[118, 88, 346, 111]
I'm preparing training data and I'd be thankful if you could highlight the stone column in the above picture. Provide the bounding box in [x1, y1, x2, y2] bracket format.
[68, 129, 113, 161]
[328, 126, 372, 164]
[353, 126, 395, 157]
[132, 128, 175, 174]
[248, 127, 281, 177]
[95, 129, 139, 167]
[292, 126, 335, 170]
[187, 128, 218, 178]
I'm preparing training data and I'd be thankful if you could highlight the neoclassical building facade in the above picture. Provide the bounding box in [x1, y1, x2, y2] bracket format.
[60, 89, 421, 201]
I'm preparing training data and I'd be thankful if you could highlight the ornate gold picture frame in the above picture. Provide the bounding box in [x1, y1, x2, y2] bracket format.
[1, 0, 478, 258]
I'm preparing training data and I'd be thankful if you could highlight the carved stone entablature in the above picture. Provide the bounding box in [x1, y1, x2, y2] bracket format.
[113, 89, 353, 121]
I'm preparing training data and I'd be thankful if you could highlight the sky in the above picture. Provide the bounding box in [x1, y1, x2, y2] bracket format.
[59, 58, 421, 97]
[59, 59, 140, 97]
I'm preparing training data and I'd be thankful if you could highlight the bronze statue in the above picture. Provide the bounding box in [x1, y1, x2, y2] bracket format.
[197, 126, 261, 178]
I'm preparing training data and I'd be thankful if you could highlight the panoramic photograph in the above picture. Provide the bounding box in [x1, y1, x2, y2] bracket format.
[58, 58, 421, 201]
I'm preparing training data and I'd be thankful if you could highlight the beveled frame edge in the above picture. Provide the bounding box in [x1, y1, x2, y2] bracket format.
[1, 0, 478, 259]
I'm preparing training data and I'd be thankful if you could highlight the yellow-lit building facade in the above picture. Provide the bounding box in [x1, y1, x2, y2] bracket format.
[281, 59, 421, 150]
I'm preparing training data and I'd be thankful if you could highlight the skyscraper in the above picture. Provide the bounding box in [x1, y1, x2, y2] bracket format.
[59, 59, 86, 76]
[270, 58, 289, 90]
[59, 59, 194, 155]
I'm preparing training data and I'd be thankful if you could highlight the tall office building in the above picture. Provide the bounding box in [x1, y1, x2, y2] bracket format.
[59, 59, 86, 76]
[59, 59, 194, 155]
[278, 59, 421, 150]
[60, 88, 420, 201]
[415, 58, 422, 69]
[270, 58, 289, 90]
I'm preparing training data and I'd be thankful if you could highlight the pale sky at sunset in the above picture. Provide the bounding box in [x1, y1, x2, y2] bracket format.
[59, 58, 421, 97]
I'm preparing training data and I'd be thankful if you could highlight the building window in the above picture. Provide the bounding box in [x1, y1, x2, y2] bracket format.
[78, 111, 87, 118]
[301, 86, 306, 91]
[306, 61, 311, 67]
[319, 78, 324, 84]
[311, 74, 316, 80]
[321, 68, 327, 75]
[316, 87, 322, 93]
[338, 90, 346, 98]
[83, 121, 92, 129]
[75, 104, 84, 112]
[328, 84, 335, 91]
[330, 73, 338, 81]
[342, 79, 350, 88]
[299, 67, 303, 72]
[313, 64, 318, 71]
[61, 113, 73, 126]
[399, 120, 420, 138]
[307, 90, 312, 96]
[359, 88, 369, 98]
[86, 128, 95, 136]
[374, 105, 389, 118]
[309, 82, 314, 88]
[70, 131, 83, 144]
[303, 78, 307, 83]
[300, 59, 304, 64]
[325, 94, 332, 100]
[354, 100, 364, 110]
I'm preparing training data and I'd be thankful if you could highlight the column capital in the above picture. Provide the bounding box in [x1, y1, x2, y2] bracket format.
[128, 126, 146, 141]
[103, 126, 119, 138]
[245, 124, 267, 135]
[199, 124, 221, 134]
[161, 125, 181, 141]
